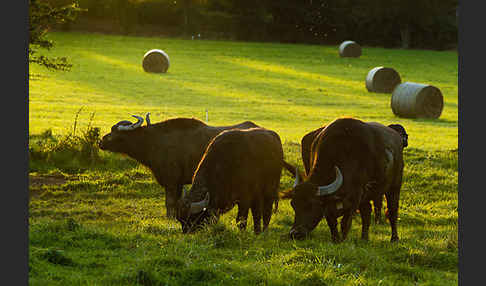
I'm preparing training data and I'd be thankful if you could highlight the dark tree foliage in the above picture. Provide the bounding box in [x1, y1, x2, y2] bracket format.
[366, 0, 458, 49]
[55, 0, 458, 50]
[266, 0, 308, 43]
[29, 0, 82, 71]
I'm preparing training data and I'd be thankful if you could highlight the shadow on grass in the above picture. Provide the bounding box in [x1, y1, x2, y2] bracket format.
[410, 117, 457, 125]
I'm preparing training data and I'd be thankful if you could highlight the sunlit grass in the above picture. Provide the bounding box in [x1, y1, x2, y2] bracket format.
[217, 56, 364, 90]
[30, 32, 457, 149]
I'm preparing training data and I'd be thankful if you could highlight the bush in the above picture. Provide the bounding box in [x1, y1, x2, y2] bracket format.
[29, 109, 102, 173]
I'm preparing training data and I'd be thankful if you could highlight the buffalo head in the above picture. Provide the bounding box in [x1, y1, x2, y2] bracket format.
[282, 166, 343, 240]
[176, 188, 213, 233]
[99, 114, 150, 152]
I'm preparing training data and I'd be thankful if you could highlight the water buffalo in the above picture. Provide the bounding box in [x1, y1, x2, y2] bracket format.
[99, 113, 259, 218]
[282, 117, 404, 242]
[176, 127, 295, 234]
[300, 122, 408, 224]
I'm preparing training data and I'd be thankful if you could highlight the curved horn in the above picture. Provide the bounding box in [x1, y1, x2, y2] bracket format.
[115, 120, 133, 126]
[293, 167, 300, 188]
[316, 166, 343, 196]
[117, 115, 144, 131]
[190, 192, 210, 214]
[146, 112, 151, 126]
[131, 115, 144, 128]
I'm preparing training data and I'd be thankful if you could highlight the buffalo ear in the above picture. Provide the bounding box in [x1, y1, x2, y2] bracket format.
[279, 188, 294, 200]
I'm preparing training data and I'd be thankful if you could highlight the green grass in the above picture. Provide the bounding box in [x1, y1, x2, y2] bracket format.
[29, 31, 458, 285]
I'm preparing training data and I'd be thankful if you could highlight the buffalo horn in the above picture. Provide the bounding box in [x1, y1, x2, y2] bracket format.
[293, 167, 300, 188]
[317, 166, 343, 196]
[115, 120, 133, 126]
[190, 192, 210, 214]
[146, 112, 151, 126]
[117, 115, 144, 131]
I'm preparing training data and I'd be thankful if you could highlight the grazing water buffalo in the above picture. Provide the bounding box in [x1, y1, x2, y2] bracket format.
[176, 128, 295, 234]
[300, 122, 408, 224]
[99, 114, 259, 218]
[282, 117, 404, 242]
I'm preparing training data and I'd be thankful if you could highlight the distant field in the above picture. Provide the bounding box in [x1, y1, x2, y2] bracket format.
[29, 32, 457, 150]
[29, 32, 458, 285]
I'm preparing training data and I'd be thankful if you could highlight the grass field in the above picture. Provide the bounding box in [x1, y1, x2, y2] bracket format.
[29, 31, 458, 285]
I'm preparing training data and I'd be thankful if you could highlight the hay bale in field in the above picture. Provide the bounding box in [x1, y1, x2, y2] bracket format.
[142, 49, 170, 73]
[391, 82, 444, 119]
[366, 66, 402, 93]
[339, 41, 361, 58]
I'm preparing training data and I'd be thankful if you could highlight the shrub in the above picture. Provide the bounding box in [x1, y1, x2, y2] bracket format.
[29, 108, 102, 173]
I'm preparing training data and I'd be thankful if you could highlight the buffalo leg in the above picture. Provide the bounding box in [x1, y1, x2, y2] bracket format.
[262, 196, 274, 232]
[165, 184, 182, 219]
[324, 215, 340, 243]
[365, 181, 383, 224]
[385, 189, 400, 242]
[373, 195, 384, 224]
[236, 202, 250, 231]
[251, 199, 263, 235]
[340, 209, 354, 241]
[359, 200, 372, 241]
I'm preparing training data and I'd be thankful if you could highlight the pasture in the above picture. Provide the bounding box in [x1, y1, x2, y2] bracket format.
[29, 31, 458, 285]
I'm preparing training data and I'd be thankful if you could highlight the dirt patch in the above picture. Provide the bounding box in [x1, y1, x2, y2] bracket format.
[29, 174, 68, 187]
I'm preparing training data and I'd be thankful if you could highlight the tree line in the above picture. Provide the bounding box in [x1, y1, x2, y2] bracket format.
[38, 0, 458, 51]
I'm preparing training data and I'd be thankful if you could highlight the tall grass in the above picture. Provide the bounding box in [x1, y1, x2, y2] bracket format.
[29, 107, 101, 172]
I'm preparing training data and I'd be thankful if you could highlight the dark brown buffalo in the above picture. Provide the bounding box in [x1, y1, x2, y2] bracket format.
[176, 128, 295, 234]
[282, 117, 404, 242]
[99, 113, 259, 218]
[300, 122, 408, 224]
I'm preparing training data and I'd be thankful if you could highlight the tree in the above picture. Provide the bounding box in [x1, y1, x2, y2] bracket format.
[377, 0, 458, 49]
[175, 0, 208, 36]
[29, 0, 82, 72]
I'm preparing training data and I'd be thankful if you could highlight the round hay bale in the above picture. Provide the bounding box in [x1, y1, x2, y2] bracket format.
[366, 66, 402, 93]
[339, 41, 361, 58]
[142, 49, 170, 73]
[391, 82, 444, 119]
